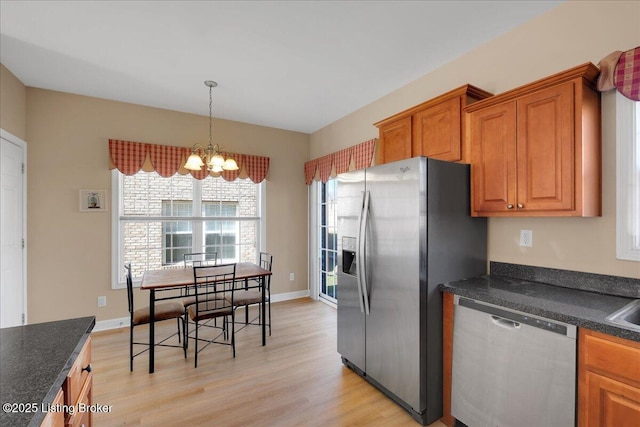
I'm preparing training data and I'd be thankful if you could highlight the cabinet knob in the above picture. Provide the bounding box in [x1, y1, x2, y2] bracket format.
[507, 204, 514, 209]
[82, 364, 92, 373]
[517, 203, 524, 209]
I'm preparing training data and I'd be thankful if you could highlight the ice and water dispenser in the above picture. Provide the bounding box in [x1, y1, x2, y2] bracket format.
[342, 237, 357, 276]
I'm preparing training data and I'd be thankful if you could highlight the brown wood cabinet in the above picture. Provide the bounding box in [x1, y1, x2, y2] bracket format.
[467, 62, 601, 217]
[40, 389, 65, 427]
[63, 336, 93, 427]
[441, 291, 455, 427]
[578, 329, 640, 427]
[374, 85, 492, 164]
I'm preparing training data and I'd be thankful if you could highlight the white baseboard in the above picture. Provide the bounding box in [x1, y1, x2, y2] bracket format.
[93, 316, 129, 333]
[270, 289, 309, 303]
[92, 290, 310, 333]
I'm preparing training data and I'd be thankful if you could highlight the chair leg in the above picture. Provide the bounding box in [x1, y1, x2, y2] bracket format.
[176, 317, 181, 343]
[181, 317, 187, 358]
[268, 299, 272, 336]
[231, 313, 235, 358]
[194, 318, 199, 368]
[129, 324, 134, 372]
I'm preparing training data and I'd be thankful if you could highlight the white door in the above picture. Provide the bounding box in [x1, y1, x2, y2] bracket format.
[1, 134, 26, 328]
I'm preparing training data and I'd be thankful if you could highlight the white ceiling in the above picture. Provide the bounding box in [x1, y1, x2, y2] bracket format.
[0, 1, 563, 134]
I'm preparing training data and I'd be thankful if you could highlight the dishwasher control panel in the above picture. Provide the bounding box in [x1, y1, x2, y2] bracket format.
[457, 297, 575, 337]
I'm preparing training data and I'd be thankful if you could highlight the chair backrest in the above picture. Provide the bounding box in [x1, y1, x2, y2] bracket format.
[184, 252, 218, 267]
[259, 252, 273, 272]
[259, 252, 273, 290]
[192, 263, 237, 307]
[125, 263, 134, 315]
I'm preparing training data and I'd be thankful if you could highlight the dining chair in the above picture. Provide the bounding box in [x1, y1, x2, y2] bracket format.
[230, 252, 273, 336]
[186, 263, 237, 367]
[126, 263, 186, 371]
[183, 252, 217, 267]
[181, 251, 218, 306]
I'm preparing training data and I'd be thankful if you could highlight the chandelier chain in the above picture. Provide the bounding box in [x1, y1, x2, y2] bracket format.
[209, 84, 213, 147]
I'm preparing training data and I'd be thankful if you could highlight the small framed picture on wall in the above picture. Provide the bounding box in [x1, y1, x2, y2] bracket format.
[79, 189, 108, 212]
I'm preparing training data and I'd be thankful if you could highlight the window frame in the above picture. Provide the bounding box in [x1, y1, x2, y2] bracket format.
[111, 170, 265, 288]
[616, 93, 640, 261]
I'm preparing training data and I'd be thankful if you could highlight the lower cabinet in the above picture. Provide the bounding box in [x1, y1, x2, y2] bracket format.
[42, 336, 93, 427]
[40, 389, 65, 427]
[64, 336, 93, 427]
[578, 329, 640, 427]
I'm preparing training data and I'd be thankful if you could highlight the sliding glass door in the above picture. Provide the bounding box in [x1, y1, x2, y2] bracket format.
[318, 179, 338, 303]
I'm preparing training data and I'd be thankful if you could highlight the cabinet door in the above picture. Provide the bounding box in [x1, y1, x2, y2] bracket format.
[516, 82, 574, 212]
[582, 371, 640, 427]
[379, 116, 411, 164]
[470, 102, 517, 215]
[40, 388, 64, 427]
[413, 97, 461, 161]
[578, 329, 640, 427]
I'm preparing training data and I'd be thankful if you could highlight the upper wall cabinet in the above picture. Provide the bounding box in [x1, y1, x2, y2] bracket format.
[374, 85, 493, 164]
[466, 63, 602, 217]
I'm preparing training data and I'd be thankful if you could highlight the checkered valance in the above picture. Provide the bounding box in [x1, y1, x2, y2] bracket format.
[304, 139, 376, 185]
[108, 139, 270, 183]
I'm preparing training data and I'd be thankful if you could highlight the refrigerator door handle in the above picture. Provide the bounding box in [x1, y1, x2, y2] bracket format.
[355, 191, 366, 314]
[359, 190, 371, 315]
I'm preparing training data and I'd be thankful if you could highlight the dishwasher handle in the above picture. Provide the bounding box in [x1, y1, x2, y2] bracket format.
[491, 315, 521, 329]
[455, 296, 576, 338]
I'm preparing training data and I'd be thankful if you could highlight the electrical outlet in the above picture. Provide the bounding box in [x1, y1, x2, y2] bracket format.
[289, 272, 295, 281]
[520, 230, 533, 247]
[97, 296, 107, 307]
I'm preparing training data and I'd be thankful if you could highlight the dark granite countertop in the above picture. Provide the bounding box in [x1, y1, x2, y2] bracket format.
[440, 262, 640, 342]
[0, 316, 95, 427]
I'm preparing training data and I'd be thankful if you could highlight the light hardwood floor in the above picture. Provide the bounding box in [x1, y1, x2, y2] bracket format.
[91, 298, 447, 427]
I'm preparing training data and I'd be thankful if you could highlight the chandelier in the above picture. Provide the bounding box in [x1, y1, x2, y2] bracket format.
[184, 81, 239, 173]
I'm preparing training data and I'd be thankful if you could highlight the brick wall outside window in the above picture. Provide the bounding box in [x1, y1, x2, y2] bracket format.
[120, 172, 259, 279]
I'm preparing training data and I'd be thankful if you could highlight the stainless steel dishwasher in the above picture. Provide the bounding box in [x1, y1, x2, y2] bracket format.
[451, 296, 576, 427]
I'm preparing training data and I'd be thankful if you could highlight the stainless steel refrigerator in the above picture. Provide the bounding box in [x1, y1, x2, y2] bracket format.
[337, 157, 487, 425]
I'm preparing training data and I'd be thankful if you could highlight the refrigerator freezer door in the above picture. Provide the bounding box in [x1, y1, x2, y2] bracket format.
[337, 169, 366, 370]
[364, 157, 425, 411]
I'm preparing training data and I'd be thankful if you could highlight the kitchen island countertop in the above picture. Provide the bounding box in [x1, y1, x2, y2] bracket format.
[0, 316, 95, 427]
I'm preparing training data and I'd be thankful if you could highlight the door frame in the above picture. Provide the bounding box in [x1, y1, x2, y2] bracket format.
[1, 128, 27, 326]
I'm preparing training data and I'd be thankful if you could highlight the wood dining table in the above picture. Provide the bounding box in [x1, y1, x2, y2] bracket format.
[140, 262, 272, 373]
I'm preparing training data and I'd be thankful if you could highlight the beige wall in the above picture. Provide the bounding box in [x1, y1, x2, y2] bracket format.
[24, 88, 309, 323]
[3, 0, 639, 326]
[0, 64, 26, 139]
[311, 0, 640, 279]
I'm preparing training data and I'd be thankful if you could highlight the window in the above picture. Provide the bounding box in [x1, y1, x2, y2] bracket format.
[112, 170, 263, 287]
[318, 178, 338, 303]
[616, 93, 640, 261]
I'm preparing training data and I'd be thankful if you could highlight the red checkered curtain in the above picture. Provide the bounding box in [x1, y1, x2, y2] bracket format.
[318, 154, 334, 183]
[148, 143, 188, 177]
[304, 139, 376, 185]
[109, 139, 154, 175]
[352, 139, 376, 170]
[241, 153, 270, 183]
[334, 147, 352, 175]
[109, 139, 270, 182]
[304, 159, 318, 185]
